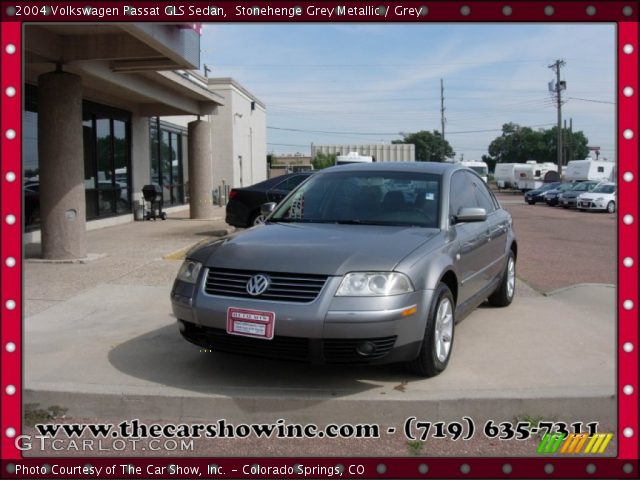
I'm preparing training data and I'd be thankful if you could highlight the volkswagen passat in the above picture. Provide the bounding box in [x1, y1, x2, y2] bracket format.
[172, 163, 517, 377]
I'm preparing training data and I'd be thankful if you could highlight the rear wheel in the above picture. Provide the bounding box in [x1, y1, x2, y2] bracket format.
[488, 251, 516, 307]
[407, 284, 455, 377]
[606, 201, 616, 214]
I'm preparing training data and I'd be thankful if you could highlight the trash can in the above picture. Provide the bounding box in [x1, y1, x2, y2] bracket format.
[133, 200, 145, 221]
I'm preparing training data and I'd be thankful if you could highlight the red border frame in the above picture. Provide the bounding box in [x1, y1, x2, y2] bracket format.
[1, 1, 638, 478]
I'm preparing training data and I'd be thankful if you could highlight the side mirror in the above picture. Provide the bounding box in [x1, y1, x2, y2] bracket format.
[261, 202, 277, 217]
[454, 207, 487, 223]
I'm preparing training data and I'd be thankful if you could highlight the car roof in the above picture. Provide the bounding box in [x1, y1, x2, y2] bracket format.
[321, 161, 461, 175]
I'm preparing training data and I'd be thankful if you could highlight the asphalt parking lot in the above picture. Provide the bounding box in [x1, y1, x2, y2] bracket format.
[495, 192, 616, 293]
[22, 200, 616, 456]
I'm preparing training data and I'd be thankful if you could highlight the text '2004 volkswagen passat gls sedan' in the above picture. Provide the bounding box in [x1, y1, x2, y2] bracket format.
[172, 163, 517, 377]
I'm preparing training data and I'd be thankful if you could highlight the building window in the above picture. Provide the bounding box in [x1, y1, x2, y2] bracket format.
[149, 118, 185, 206]
[23, 84, 132, 228]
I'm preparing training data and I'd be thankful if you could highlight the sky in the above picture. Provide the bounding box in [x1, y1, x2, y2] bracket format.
[199, 23, 616, 162]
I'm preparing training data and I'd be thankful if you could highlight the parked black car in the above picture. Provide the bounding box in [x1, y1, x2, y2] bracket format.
[544, 183, 576, 206]
[225, 172, 314, 228]
[524, 182, 560, 205]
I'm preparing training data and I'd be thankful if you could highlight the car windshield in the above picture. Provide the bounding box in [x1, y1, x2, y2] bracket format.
[270, 170, 441, 228]
[570, 183, 592, 192]
[539, 183, 560, 191]
[592, 184, 615, 194]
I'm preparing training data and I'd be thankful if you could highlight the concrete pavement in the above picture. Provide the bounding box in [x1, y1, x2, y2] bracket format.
[23, 211, 616, 426]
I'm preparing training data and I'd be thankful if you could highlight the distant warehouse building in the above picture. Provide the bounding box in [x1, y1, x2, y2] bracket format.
[311, 143, 415, 162]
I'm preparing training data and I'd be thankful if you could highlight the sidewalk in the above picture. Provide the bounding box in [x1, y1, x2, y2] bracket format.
[23, 211, 616, 427]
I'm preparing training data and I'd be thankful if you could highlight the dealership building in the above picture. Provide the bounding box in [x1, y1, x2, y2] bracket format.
[311, 143, 415, 162]
[23, 24, 266, 260]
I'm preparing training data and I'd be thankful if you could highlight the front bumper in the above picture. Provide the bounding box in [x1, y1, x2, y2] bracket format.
[577, 199, 605, 211]
[171, 276, 432, 365]
[560, 197, 578, 207]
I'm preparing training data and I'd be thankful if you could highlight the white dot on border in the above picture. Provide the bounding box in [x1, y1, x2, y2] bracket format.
[5, 385, 16, 395]
[5, 171, 16, 182]
[5, 300, 16, 310]
[418, 464, 428, 474]
[586, 6, 596, 16]
[623, 86, 634, 97]
[623, 214, 634, 225]
[5, 214, 16, 225]
[544, 5, 554, 15]
[5, 86, 16, 97]
[544, 463, 554, 474]
[586, 463, 596, 474]
[623, 463, 633, 474]
[5, 342, 16, 353]
[376, 464, 387, 474]
[5, 129, 16, 140]
[623, 171, 634, 182]
[5, 428, 16, 438]
[460, 464, 471, 474]
[623, 257, 634, 268]
[623, 342, 634, 353]
[502, 6, 512, 16]
[622, 6, 634, 16]
[623, 385, 634, 395]
[5, 44, 16, 55]
[503, 464, 512, 474]
[623, 44, 634, 54]
[5, 257, 16, 268]
[623, 300, 634, 310]
[623, 129, 634, 140]
[623, 427, 634, 438]
[460, 5, 471, 16]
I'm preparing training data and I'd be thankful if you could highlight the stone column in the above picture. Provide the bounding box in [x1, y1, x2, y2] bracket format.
[38, 70, 86, 259]
[188, 119, 215, 219]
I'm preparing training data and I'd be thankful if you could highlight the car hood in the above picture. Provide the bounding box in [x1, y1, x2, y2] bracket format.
[579, 192, 614, 200]
[563, 190, 587, 198]
[189, 223, 440, 275]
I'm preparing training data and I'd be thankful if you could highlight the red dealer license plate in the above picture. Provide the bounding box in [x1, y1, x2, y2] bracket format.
[226, 307, 275, 340]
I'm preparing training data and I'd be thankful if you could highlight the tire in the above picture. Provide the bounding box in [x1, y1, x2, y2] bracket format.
[527, 200, 535, 205]
[606, 201, 616, 214]
[250, 211, 267, 226]
[407, 283, 455, 377]
[562, 205, 569, 209]
[488, 250, 516, 307]
[579, 209, 585, 212]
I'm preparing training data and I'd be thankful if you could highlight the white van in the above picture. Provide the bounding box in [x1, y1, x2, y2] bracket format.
[564, 159, 615, 182]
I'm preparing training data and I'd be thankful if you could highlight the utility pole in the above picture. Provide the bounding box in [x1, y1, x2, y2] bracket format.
[548, 59, 566, 175]
[440, 78, 446, 161]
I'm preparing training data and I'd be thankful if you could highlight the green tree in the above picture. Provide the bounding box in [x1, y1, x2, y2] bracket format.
[392, 130, 454, 162]
[312, 152, 337, 170]
[487, 123, 589, 165]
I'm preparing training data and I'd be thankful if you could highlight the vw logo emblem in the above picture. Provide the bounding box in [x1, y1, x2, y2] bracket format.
[246, 274, 270, 296]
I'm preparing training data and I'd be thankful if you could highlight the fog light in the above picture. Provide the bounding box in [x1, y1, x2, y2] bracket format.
[356, 341, 376, 356]
[177, 320, 187, 334]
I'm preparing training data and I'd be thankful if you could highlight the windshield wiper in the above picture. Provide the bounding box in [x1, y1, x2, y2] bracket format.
[335, 220, 424, 227]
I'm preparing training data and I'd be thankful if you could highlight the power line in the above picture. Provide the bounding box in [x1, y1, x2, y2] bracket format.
[267, 123, 556, 136]
[567, 96, 615, 105]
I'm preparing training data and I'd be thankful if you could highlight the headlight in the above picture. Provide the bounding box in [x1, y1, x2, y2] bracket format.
[595, 197, 604, 202]
[177, 260, 203, 284]
[335, 272, 414, 296]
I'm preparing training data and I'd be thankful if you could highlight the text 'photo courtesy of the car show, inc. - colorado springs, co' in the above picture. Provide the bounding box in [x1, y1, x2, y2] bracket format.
[0, 1, 638, 480]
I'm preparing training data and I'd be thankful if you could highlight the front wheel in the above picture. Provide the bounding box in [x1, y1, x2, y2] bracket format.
[488, 251, 516, 307]
[407, 284, 455, 377]
[527, 200, 535, 205]
[606, 201, 616, 214]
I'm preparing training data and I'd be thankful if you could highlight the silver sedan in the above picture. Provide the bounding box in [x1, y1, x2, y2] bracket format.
[172, 162, 517, 377]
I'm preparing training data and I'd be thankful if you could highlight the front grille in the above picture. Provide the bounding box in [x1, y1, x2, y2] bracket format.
[323, 336, 397, 364]
[204, 268, 328, 303]
[183, 325, 310, 361]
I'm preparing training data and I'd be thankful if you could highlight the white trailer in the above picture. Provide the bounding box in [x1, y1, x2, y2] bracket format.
[494, 163, 518, 189]
[564, 159, 615, 182]
[460, 160, 489, 182]
[515, 161, 560, 191]
[336, 151, 374, 165]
